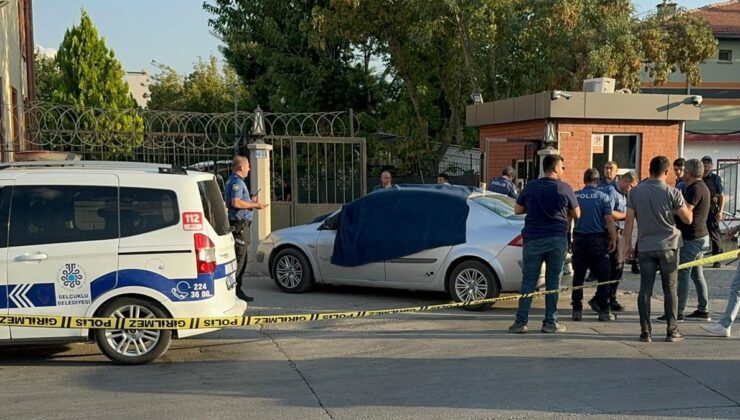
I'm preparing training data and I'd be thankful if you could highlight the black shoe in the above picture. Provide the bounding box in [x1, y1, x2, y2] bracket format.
[598, 311, 616, 322]
[572, 309, 582, 321]
[588, 297, 600, 313]
[666, 331, 685, 342]
[685, 310, 711, 321]
[713, 262, 722, 269]
[236, 291, 254, 302]
[657, 313, 684, 322]
[610, 300, 625, 312]
[639, 332, 652, 342]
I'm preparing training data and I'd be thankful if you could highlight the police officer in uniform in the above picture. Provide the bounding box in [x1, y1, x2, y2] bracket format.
[571, 169, 618, 321]
[701, 156, 725, 268]
[489, 166, 518, 198]
[589, 171, 637, 313]
[225, 156, 268, 302]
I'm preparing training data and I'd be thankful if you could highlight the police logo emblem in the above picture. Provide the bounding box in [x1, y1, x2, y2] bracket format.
[232, 184, 240, 191]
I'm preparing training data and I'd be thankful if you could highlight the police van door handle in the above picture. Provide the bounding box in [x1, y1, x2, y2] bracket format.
[15, 253, 49, 262]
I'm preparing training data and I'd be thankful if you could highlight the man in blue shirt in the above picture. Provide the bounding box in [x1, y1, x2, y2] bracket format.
[509, 154, 580, 334]
[598, 161, 619, 190]
[225, 156, 269, 302]
[571, 169, 618, 321]
[489, 166, 518, 198]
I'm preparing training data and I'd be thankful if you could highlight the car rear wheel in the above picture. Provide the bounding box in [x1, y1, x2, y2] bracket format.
[94, 297, 172, 365]
[272, 248, 314, 293]
[449, 260, 499, 311]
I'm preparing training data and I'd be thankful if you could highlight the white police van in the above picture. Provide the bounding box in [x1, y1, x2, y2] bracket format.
[0, 161, 246, 364]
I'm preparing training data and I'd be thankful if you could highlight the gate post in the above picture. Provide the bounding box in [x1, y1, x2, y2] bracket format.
[247, 142, 273, 265]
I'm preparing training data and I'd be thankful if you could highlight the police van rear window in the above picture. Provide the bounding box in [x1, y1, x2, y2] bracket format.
[198, 180, 230, 236]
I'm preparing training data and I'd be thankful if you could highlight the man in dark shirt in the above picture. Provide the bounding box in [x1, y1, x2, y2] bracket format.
[571, 169, 617, 322]
[702, 156, 725, 267]
[624, 156, 692, 343]
[489, 166, 518, 198]
[509, 154, 580, 334]
[672, 158, 711, 321]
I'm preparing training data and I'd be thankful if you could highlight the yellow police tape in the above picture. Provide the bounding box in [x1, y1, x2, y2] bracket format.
[1, 250, 738, 330]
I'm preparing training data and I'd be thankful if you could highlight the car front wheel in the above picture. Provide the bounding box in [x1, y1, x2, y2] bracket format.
[94, 297, 172, 365]
[449, 260, 500, 311]
[272, 248, 314, 293]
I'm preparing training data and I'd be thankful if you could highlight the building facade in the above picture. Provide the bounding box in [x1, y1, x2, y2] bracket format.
[0, 0, 35, 161]
[124, 70, 151, 108]
[467, 91, 700, 190]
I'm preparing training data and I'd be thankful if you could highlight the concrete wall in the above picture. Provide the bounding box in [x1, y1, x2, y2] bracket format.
[124, 71, 151, 108]
[0, 0, 28, 157]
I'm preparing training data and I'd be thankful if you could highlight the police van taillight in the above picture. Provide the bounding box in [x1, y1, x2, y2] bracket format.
[194, 233, 217, 274]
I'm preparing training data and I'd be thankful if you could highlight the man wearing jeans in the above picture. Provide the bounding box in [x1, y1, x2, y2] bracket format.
[703, 226, 740, 337]
[509, 154, 580, 334]
[624, 156, 692, 343]
[671, 158, 711, 322]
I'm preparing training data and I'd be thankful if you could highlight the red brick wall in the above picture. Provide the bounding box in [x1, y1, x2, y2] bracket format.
[556, 119, 680, 187]
[479, 120, 546, 182]
[479, 119, 681, 188]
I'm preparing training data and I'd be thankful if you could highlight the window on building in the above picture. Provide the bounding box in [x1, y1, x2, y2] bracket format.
[718, 50, 732, 62]
[591, 134, 640, 175]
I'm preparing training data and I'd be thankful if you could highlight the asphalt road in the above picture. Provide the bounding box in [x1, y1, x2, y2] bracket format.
[2, 267, 740, 419]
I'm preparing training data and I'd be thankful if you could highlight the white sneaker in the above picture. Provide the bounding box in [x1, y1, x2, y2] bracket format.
[701, 323, 731, 337]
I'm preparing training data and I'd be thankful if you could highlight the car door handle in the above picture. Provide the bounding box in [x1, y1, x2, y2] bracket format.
[15, 253, 49, 262]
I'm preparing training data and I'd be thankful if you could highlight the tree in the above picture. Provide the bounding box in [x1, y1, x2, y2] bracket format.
[34, 51, 61, 102]
[53, 10, 143, 156]
[148, 57, 247, 113]
[639, 5, 717, 86]
[203, 0, 381, 114]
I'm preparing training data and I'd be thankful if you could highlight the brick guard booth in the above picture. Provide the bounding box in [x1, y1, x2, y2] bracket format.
[467, 91, 702, 189]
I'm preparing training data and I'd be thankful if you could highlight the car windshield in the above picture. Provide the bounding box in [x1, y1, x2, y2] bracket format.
[471, 194, 524, 220]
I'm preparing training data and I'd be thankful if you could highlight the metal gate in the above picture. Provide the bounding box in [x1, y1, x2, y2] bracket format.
[21, 102, 366, 229]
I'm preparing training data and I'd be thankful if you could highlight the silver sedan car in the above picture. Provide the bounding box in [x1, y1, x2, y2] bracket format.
[255, 188, 539, 309]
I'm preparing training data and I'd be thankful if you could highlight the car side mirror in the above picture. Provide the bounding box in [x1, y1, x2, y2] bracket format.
[320, 215, 339, 231]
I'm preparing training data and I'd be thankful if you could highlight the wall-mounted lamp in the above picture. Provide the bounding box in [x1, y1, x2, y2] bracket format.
[470, 89, 484, 104]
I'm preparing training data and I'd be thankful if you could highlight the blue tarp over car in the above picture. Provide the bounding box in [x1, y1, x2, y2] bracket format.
[331, 186, 470, 267]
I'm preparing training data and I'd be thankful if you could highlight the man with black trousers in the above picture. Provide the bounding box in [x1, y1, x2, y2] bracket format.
[571, 169, 618, 321]
[624, 156, 692, 343]
[701, 156, 725, 268]
[225, 156, 269, 302]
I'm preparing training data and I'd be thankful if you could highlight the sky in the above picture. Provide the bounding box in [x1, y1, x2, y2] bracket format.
[33, 0, 721, 75]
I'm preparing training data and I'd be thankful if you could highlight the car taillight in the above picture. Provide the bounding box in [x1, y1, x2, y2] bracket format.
[508, 234, 524, 247]
[194, 233, 217, 274]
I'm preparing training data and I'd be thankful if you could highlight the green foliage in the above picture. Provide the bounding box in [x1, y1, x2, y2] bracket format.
[640, 6, 718, 86]
[148, 56, 247, 113]
[204, 0, 717, 176]
[34, 52, 61, 102]
[52, 10, 143, 157]
[204, 0, 381, 113]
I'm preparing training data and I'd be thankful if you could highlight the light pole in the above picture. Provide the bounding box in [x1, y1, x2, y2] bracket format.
[251, 105, 266, 143]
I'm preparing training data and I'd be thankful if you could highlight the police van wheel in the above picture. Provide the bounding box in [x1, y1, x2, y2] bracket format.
[272, 248, 314, 293]
[94, 297, 172, 365]
[449, 261, 499, 311]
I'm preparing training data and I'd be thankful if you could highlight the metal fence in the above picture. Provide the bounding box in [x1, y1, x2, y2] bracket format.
[18, 102, 365, 228]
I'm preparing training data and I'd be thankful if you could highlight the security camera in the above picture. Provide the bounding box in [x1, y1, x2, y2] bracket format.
[552, 90, 572, 100]
[692, 95, 703, 107]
